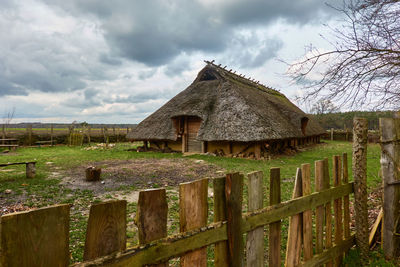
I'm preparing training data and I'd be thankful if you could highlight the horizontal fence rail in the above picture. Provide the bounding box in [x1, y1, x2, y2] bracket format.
[1, 153, 359, 267]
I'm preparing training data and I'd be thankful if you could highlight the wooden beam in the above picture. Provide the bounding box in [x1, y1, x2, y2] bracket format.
[242, 182, 354, 233]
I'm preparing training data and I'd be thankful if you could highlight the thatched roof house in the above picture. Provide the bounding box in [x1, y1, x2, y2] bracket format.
[128, 61, 324, 158]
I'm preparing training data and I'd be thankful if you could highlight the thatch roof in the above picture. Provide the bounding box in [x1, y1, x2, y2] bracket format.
[128, 62, 325, 142]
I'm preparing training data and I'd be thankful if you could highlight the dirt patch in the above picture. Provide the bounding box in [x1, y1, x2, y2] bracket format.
[60, 158, 225, 195]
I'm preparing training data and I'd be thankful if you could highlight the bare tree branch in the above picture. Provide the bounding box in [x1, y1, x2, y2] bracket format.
[288, 0, 400, 109]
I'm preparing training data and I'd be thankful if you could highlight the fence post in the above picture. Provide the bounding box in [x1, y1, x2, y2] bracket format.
[331, 128, 334, 141]
[269, 168, 281, 267]
[352, 117, 369, 262]
[137, 189, 168, 266]
[342, 153, 351, 241]
[246, 171, 264, 267]
[285, 168, 302, 267]
[302, 163, 313, 261]
[380, 117, 400, 259]
[323, 158, 333, 267]
[213, 177, 229, 267]
[333, 155, 343, 266]
[315, 160, 325, 255]
[225, 172, 244, 267]
[83, 200, 127, 261]
[180, 178, 208, 267]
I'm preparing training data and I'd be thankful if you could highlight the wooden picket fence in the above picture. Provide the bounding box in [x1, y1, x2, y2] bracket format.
[0, 153, 357, 267]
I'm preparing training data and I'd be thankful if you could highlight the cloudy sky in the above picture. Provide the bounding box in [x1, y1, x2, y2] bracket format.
[0, 0, 341, 124]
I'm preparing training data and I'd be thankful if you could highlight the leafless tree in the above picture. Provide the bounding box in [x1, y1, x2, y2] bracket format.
[288, 0, 400, 109]
[2, 107, 15, 140]
[311, 99, 339, 114]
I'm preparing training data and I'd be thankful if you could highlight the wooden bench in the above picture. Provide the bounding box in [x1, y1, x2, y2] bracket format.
[0, 144, 19, 150]
[0, 138, 19, 151]
[35, 140, 56, 147]
[0, 161, 36, 178]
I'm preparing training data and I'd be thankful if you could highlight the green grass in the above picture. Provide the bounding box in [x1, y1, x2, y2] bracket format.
[0, 141, 394, 265]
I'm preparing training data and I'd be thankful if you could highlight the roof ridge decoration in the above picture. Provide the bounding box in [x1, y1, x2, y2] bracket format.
[203, 60, 282, 96]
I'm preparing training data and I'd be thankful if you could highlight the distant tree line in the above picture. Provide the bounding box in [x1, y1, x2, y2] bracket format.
[309, 110, 394, 130]
[7, 123, 137, 129]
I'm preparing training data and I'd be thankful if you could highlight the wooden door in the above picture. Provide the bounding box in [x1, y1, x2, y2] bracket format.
[187, 117, 202, 153]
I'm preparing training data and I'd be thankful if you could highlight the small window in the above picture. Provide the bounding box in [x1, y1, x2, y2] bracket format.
[198, 69, 217, 81]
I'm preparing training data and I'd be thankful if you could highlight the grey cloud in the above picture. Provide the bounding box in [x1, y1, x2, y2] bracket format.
[164, 57, 190, 76]
[138, 69, 157, 80]
[223, 34, 283, 68]
[103, 92, 163, 104]
[44, 0, 337, 67]
[99, 53, 122, 66]
[84, 88, 99, 99]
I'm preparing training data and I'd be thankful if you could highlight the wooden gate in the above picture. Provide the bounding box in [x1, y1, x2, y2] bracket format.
[187, 117, 202, 153]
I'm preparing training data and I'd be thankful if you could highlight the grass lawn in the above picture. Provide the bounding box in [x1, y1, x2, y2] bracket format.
[0, 141, 396, 266]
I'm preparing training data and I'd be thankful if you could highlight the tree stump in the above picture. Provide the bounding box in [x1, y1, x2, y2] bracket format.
[86, 166, 101, 181]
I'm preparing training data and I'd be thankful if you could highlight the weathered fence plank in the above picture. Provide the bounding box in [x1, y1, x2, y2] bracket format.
[353, 117, 369, 262]
[213, 176, 229, 267]
[301, 163, 313, 261]
[269, 167, 281, 267]
[315, 160, 324, 255]
[225, 172, 244, 267]
[323, 158, 333, 267]
[83, 200, 127, 261]
[380, 117, 400, 259]
[179, 178, 209, 267]
[137, 189, 168, 267]
[246, 171, 264, 267]
[333, 155, 343, 266]
[0, 204, 70, 267]
[285, 168, 303, 267]
[342, 153, 350, 240]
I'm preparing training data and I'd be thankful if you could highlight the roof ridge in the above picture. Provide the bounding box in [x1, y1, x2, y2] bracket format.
[203, 60, 282, 95]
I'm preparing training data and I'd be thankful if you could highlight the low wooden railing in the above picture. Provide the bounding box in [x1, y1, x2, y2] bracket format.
[1, 153, 357, 266]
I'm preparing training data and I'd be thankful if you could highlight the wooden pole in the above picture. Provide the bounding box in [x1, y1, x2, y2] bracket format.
[213, 177, 229, 267]
[50, 124, 54, 146]
[285, 168, 302, 267]
[179, 178, 208, 267]
[331, 128, 334, 141]
[352, 117, 369, 262]
[137, 189, 168, 267]
[380, 117, 400, 259]
[246, 171, 264, 267]
[225, 172, 244, 267]
[269, 167, 281, 267]
[301, 163, 313, 261]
